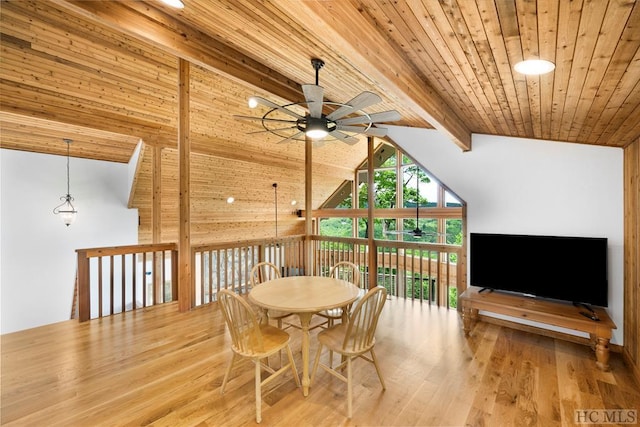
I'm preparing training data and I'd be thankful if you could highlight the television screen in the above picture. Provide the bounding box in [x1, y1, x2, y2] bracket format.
[470, 232, 608, 307]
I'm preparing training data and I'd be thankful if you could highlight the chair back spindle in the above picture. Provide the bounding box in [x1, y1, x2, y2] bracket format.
[342, 286, 386, 352]
[218, 289, 265, 355]
[250, 262, 281, 289]
[329, 261, 361, 287]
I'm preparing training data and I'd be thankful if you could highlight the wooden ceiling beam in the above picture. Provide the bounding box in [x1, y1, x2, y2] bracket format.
[280, 1, 472, 151]
[51, 0, 303, 105]
[53, 0, 471, 151]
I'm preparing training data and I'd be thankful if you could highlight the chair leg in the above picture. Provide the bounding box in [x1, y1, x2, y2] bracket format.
[255, 359, 262, 423]
[286, 344, 301, 387]
[310, 343, 323, 385]
[221, 352, 236, 394]
[277, 318, 284, 367]
[347, 356, 353, 419]
[370, 348, 386, 389]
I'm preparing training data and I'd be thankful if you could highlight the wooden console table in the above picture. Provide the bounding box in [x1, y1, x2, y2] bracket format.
[459, 286, 617, 371]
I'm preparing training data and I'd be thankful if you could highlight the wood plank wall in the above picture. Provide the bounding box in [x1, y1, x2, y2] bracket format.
[132, 146, 307, 245]
[624, 137, 640, 385]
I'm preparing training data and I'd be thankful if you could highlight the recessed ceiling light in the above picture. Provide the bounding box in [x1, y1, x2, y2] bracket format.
[226, 197, 235, 204]
[159, 0, 185, 9]
[514, 59, 555, 75]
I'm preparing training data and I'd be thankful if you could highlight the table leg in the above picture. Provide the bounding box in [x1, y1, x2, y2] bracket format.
[594, 336, 611, 371]
[462, 306, 471, 335]
[297, 312, 313, 396]
[461, 306, 478, 336]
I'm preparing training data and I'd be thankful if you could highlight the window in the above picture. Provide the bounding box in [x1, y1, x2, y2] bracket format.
[319, 142, 465, 245]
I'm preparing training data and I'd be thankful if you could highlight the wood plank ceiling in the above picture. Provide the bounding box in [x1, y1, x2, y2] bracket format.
[1, 0, 639, 242]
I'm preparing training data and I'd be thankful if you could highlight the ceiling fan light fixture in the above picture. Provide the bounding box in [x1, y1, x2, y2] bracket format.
[302, 117, 329, 139]
[306, 128, 328, 139]
[514, 59, 555, 75]
[159, 0, 185, 9]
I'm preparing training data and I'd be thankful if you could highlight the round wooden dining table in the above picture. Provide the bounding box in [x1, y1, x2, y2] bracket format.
[248, 275, 360, 396]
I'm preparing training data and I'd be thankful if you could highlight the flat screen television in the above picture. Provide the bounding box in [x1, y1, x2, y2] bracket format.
[470, 232, 608, 307]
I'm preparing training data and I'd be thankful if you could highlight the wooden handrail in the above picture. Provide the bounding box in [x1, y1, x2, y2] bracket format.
[79, 243, 177, 257]
[75, 236, 464, 321]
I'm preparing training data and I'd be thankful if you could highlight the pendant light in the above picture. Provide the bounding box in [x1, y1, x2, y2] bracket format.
[53, 138, 78, 226]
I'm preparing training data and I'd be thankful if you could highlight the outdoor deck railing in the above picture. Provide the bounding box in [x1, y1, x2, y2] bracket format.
[310, 235, 464, 308]
[76, 236, 463, 321]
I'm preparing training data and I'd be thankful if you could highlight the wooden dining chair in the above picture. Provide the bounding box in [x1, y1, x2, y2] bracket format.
[310, 286, 387, 418]
[249, 262, 294, 329]
[317, 261, 364, 328]
[218, 289, 301, 424]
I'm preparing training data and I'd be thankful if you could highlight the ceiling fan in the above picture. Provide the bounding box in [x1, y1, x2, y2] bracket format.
[384, 169, 447, 239]
[236, 58, 401, 145]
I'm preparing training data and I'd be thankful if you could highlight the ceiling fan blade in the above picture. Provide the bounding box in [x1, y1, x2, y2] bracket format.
[336, 110, 401, 126]
[328, 130, 360, 145]
[276, 131, 304, 144]
[326, 91, 382, 120]
[302, 84, 324, 118]
[234, 115, 297, 124]
[247, 125, 297, 134]
[249, 96, 304, 119]
[335, 125, 388, 137]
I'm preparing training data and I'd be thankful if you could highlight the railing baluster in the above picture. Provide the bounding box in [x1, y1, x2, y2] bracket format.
[98, 257, 103, 318]
[161, 251, 166, 303]
[419, 251, 424, 302]
[151, 251, 157, 305]
[132, 254, 137, 310]
[215, 249, 221, 294]
[110, 255, 114, 315]
[208, 250, 213, 301]
[197, 251, 202, 305]
[121, 254, 126, 311]
[427, 250, 432, 305]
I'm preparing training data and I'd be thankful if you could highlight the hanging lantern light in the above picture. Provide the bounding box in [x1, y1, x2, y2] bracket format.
[53, 138, 78, 226]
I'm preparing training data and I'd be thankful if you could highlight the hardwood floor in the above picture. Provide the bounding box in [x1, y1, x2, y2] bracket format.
[2, 297, 638, 426]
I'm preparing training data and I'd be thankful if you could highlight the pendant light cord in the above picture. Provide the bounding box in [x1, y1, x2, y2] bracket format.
[273, 183, 278, 238]
[66, 139, 71, 196]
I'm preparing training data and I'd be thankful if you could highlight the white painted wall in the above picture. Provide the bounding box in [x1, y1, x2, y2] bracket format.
[387, 127, 624, 344]
[1, 149, 138, 334]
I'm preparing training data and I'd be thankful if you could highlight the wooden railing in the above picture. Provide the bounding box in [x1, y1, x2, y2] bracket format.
[376, 240, 463, 308]
[76, 235, 463, 320]
[76, 243, 178, 321]
[310, 236, 464, 308]
[191, 236, 306, 306]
